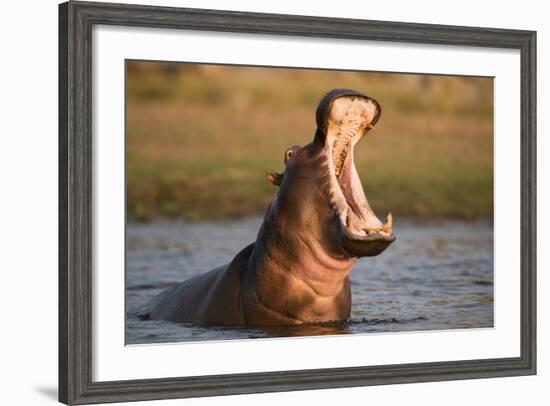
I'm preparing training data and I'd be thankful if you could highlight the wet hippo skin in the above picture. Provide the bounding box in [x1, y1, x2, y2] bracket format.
[137, 89, 395, 326]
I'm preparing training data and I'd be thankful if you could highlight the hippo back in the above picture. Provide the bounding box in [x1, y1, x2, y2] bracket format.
[136, 243, 254, 325]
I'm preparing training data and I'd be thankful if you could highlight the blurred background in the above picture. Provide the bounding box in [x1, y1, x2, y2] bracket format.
[126, 61, 493, 222]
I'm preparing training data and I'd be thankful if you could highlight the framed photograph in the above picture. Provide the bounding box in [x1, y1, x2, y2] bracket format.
[59, 1, 536, 404]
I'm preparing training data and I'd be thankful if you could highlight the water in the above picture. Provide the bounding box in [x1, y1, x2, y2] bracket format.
[126, 217, 493, 344]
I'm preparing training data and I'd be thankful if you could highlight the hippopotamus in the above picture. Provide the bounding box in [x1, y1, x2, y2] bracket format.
[137, 88, 395, 326]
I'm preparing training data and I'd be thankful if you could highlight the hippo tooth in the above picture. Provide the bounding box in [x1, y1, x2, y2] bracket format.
[340, 210, 348, 227]
[364, 224, 383, 234]
[353, 229, 367, 237]
[365, 213, 393, 234]
[382, 212, 393, 233]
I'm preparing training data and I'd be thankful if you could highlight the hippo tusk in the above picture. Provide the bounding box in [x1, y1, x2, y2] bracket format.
[382, 212, 393, 233]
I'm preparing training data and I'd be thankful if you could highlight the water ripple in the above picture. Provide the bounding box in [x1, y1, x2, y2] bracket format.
[126, 217, 493, 344]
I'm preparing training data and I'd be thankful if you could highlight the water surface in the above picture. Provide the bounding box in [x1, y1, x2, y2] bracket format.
[126, 217, 493, 344]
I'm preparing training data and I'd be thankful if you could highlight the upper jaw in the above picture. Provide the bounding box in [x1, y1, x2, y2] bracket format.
[317, 89, 395, 257]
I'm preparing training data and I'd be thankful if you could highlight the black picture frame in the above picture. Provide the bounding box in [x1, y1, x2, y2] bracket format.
[59, 1, 537, 404]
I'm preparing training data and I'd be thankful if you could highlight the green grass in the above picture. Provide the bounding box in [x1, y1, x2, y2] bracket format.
[126, 62, 493, 221]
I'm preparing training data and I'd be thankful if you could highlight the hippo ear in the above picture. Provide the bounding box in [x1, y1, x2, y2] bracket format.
[266, 170, 283, 186]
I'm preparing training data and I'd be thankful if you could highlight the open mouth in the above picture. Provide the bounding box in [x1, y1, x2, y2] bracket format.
[322, 92, 395, 257]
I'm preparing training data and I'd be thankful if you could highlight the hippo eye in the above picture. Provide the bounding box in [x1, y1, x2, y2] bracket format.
[284, 145, 302, 165]
[284, 149, 295, 164]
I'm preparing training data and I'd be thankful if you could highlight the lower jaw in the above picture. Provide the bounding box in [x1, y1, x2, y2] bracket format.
[340, 226, 396, 258]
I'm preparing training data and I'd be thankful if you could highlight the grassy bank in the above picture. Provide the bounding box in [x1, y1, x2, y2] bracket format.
[127, 62, 493, 221]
